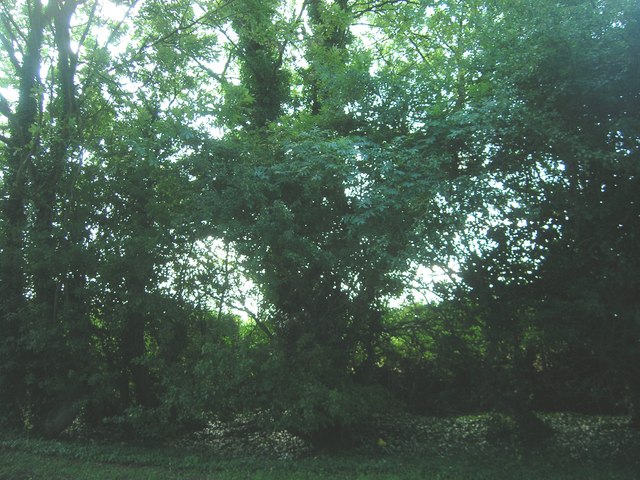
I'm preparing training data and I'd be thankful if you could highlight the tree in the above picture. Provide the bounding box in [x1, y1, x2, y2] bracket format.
[0, 0, 95, 434]
[451, 0, 640, 429]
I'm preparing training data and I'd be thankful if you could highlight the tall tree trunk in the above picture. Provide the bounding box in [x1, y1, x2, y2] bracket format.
[0, 1, 47, 425]
[231, 0, 287, 129]
[306, 0, 352, 116]
[121, 192, 158, 409]
[32, 0, 79, 324]
[31, 1, 88, 436]
[122, 297, 157, 408]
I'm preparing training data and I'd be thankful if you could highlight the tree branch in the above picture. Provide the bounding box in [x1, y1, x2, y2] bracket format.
[214, 23, 238, 51]
[133, 0, 236, 58]
[75, 0, 98, 57]
[407, 35, 434, 70]
[100, 0, 141, 51]
[230, 301, 274, 340]
[0, 6, 27, 44]
[192, 56, 226, 83]
[79, 0, 141, 99]
[276, 0, 309, 64]
[352, 0, 420, 17]
[0, 92, 14, 120]
[0, 30, 22, 72]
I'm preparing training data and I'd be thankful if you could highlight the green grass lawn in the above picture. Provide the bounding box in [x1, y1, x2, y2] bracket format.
[2, 446, 637, 480]
[1, 414, 639, 479]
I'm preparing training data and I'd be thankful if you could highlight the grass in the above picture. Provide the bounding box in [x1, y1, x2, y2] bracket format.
[2, 445, 637, 479]
[1, 413, 639, 479]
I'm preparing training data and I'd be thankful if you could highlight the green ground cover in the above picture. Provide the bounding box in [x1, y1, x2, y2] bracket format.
[1, 413, 638, 479]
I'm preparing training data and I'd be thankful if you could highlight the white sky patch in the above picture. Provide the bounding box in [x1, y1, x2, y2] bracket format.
[94, 1, 140, 56]
[0, 86, 18, 103]
[390, 260, 461, 307]
[160, 236, 263, 323]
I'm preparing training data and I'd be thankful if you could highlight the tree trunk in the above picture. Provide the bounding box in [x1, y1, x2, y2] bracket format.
[32, 0, 79, 323]
[231, 0, 287, 130]
[121, 199, 158, 409]
[122, 304, 157, 408]
[0, 1, 47, 424]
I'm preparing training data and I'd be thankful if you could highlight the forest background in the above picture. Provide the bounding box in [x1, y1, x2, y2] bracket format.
[0, 0, 638, 445]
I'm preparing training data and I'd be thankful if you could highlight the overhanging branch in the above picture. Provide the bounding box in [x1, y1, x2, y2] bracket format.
[0, 30, 22, 72]
[0, 92, 15, 120]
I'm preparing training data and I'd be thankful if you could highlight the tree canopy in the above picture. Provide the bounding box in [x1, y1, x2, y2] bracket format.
[1, 0, 638, 441]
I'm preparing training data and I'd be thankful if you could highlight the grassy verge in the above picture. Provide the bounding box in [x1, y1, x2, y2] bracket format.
[2, 446, 638, 480]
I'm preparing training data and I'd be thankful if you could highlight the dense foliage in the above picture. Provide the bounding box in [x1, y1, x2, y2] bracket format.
[0, 0, 638, 442]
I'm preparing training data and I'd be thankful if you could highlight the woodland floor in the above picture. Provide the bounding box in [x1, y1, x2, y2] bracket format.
[1, 413, 639, 479]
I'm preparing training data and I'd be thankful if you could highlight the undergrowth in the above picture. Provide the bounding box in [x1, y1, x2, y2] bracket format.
[1, 413, 638, 479]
